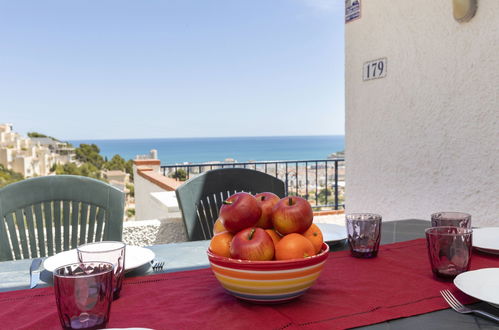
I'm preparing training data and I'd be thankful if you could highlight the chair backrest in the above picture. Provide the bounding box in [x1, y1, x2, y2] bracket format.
[175, 168, 285, 241]
[0, 175, 125, 261]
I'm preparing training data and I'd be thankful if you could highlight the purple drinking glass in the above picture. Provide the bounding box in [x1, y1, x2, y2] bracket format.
[431, 212, 471, 228]
[425, 226, 473, 280]
[346, 213, 382, 258]
[54, 262, 114, 330]
[77, 241, 126, 300]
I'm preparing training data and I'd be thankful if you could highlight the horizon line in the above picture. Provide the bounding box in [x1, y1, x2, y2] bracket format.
[67, 134, 345, 142]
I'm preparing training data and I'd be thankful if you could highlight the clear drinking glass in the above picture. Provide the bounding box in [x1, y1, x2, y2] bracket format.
[431, 212, 471, 228]
[425, 226, 473, 280]
[77, 241, 126, 300]
[345, 213, 382, 258]
[54, 262, 114, 330]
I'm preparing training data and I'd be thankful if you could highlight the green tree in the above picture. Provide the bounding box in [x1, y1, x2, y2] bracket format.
[55, 163, 79, 175]
[169, 169, 187, 181]
[317, 188, 332, 205]
[27, 132, 60, 141]
[103, 155, 134, 180]
[75, 144, 104, 169]
[315, 188, 345, 208]
[125, 159, 134, 180]
[53, 162, 101, 179]
[79, 163, 100, 179]
[104, 155, 127, 171]
[126, 183, 135, 198]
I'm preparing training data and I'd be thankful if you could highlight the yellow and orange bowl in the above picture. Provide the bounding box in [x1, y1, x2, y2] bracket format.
[207, 243, 330, 303]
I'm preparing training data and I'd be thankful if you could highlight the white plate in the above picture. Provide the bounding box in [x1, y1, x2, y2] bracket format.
[315, 223, 348, 245]
[475, 248, 499, 255]
[43, 245, 155, 272]
[473, 227, 499, 254]
[454, 268, 499, 308]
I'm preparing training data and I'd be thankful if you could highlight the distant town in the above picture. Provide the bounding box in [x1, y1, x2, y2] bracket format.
[0, 123, 130, 187]
[0, 123, 135, 217]
[0, 123, 74, 178]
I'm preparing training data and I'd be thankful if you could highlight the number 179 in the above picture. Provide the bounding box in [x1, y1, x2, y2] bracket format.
[364, 58, 387, 81]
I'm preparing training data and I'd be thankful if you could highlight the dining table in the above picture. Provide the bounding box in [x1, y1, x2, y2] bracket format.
[0, 219, 498, 329]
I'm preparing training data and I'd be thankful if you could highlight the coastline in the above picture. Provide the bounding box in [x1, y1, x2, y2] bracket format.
[69, 135, 345, 165]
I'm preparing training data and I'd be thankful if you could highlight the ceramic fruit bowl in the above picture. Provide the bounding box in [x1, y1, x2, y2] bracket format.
[207, 243, 329, 303]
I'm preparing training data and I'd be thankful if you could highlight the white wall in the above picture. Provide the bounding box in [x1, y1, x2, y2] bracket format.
[134, 168, 169, 220]
[345, 0, 499, 226]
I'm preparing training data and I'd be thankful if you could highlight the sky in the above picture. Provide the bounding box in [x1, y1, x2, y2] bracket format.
[0, 0, 344, 140]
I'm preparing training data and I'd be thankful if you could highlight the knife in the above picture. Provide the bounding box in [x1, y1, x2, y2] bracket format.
[29, 258, 43, 289]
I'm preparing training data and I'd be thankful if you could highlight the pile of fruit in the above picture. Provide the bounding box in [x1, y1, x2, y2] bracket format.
[209, 192, 324, 261]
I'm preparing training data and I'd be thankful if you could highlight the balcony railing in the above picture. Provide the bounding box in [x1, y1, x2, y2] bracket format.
[160, 159, 345, 210]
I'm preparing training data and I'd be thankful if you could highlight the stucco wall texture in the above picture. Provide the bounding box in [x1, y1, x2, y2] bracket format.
[133, 166, 168, 221]
[345, 0, 499, 226]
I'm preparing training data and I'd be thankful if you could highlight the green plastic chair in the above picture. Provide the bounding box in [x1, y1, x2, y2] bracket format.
[0, 175, 125, 261]
[175, 168, 285, 241]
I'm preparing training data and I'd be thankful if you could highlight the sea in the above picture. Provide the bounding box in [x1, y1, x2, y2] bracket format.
[69, 135, 345, 165]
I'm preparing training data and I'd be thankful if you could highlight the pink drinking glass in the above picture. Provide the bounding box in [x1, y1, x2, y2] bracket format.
[425, 226, 473, 280]
[54, 262, 114, 330]
[77, 241, 126, 300]
[345, 213, 382, 258]
[431, 212, 471, 228]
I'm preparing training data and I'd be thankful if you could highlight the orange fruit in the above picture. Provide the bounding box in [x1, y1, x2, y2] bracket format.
[303, 223, 324, 254]
[209, 231, 233, 258]
[265, 229, 282, 247]
[275, 233, 316, 260]
[213, 218, 227, 235]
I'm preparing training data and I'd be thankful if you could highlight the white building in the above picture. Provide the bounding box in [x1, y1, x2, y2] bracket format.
[345, 1, 498, 226]
[0, 123, 75, 177]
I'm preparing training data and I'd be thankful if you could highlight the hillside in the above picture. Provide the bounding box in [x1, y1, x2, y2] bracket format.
[0, 164, 23, 188]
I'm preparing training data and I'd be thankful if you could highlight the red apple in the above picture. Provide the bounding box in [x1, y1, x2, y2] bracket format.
[272, 196, 313, 235]
[219, 192, 262, 233]
[230, 227, 275, 261]
[254, 192, 280, 229]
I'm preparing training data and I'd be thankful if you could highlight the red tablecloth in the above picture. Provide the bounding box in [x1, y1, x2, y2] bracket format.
[1, 238, 499, 330]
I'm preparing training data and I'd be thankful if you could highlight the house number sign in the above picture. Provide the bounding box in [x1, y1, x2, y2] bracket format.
[363, 58, 387, 81]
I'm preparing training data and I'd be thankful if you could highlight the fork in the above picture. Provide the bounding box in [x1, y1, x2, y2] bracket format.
[151, 260, 165, 271]
[440, 290, 499, 323]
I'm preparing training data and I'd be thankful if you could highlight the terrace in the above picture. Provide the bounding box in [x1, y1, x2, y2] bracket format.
[0, 2, 498, 329]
